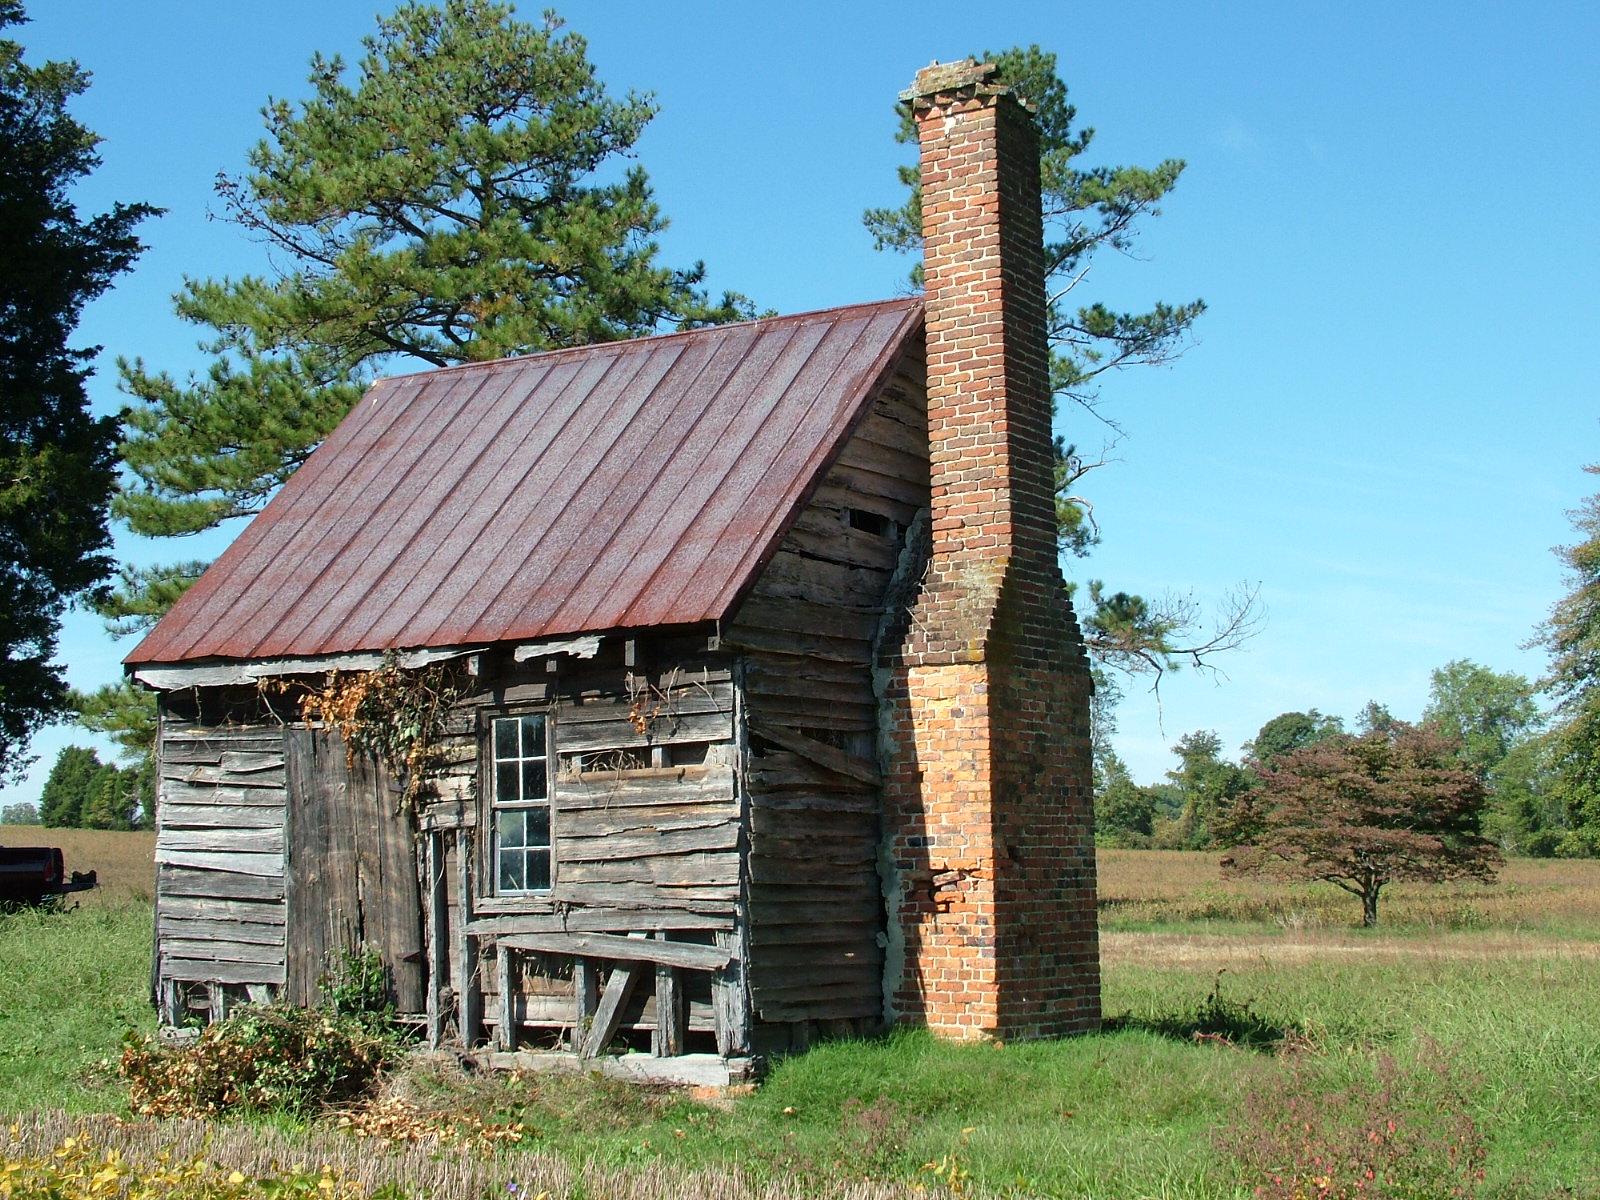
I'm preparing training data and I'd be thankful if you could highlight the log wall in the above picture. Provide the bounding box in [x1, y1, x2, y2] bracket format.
[724, 344, 929, 1037]
[155, 718, 288, 1018]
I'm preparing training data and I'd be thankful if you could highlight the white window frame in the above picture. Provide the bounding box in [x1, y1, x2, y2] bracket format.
[486, 711, 554, 896]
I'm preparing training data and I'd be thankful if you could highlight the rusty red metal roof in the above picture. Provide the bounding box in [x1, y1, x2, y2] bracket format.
[127, 298, 923, 666]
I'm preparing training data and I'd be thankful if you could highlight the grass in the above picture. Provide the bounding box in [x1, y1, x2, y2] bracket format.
[5, 831, 1600, 1198]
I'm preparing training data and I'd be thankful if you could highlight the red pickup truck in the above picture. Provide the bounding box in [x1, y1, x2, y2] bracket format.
[0, 844, 98, 905]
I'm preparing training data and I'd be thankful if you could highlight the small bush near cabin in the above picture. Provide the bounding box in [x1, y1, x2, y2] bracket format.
[120, 1005, 395, 1118]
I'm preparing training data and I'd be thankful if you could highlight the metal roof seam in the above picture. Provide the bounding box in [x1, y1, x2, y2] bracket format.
[255, 363, 533, 657]
[419, 334, 713, 652]
[147, 372, 440, 662]
[453, 324, 779, 643]
[614, 311, 890, 629]
[348, 348, 640, 652]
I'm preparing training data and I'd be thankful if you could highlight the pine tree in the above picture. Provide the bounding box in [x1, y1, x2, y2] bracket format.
[80, 760, 137, 830]
[87, 1, 752, 758]
[867, 46, 1257, 693]
[108, 0, 748, 616]
[0, 1, 155, 781]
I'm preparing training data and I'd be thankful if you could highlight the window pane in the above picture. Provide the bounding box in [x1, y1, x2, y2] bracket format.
[493, 718, 518, 760]
[527, 848, 551, 891]
[521, 714, 545, 757]
[495, 762, 519, 804]
[526, 804, 550, 849]
[522, 759, 548, 801]
[498, 848, 524, 893]
[498, 808, 525, 850]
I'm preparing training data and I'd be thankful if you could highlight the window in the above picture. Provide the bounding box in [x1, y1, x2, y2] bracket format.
[490, 713, 551, 894]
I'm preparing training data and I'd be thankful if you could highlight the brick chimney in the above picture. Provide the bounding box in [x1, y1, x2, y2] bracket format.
[879, 60, 1100, 1039]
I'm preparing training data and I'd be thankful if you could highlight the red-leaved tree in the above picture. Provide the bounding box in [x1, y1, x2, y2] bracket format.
[1222, 722, 1501, 926]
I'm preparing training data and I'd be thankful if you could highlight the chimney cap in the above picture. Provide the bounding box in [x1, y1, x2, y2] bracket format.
[901, 58, 1032, 111]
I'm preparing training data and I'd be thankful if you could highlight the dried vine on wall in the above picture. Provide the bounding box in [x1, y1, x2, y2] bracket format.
[262, 654, 467, 814]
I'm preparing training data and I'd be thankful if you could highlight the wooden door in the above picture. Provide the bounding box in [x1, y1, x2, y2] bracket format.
[284, 728, 427, 1012]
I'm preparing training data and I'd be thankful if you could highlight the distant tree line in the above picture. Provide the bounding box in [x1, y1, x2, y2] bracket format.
[1095, 657, 1565, 856]
[36, 744, 150, 829]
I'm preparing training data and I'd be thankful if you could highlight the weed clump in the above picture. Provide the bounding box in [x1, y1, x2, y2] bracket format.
[1219, 1038, 1487, 1199]
[1106, 970, 1298, 1049]
[120, 1005, 396, 1119]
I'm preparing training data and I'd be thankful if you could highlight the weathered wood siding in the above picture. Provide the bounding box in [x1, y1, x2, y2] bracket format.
[284, 729, 426, 1011]
[725, 345, 929, 1030]
[155, 721, 288, 993]
[414, 641, 748, 1052]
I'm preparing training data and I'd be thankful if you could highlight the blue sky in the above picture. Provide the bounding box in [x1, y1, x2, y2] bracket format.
[4, 0, 1596, 804]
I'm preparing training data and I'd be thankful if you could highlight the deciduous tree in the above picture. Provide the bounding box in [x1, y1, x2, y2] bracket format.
[1532, 465, 1600, 856]
[0, 0, 154, 781]
[1094, 747, 1157, 846]
[1224, 722, 1500, 927]
[1243, 709, 1344, 771]
[1159, 730, 1253, 849]
[1423, 658, 1551, 854]
[38, 743, 101, 827]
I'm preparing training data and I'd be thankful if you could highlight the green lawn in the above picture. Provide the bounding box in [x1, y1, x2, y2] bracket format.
[0, 903, 154, 1112]
[5, 845, 1600, 1198]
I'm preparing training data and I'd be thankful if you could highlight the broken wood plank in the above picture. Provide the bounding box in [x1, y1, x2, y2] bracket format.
[456, 829, 481, 1048]
[425, 833, 447, 1049]
[157, 828, 285, 855]
[158, 917, 286, 946]
[555, 823, 739, 862]
[159, 866, 284, 903]
[582, 962, 644, 1058]
[746, 721, 880, 785]
[162, 938, 285, 967]
[497, 932, 730, 972]
[154, 849, 284, 878]
[554, 711, 732, 753]
[162, 957, 286, 986]
[573, 959, 598, 1052]
[218, 751, 286, 774]
[159, 781, 287, 807]
[497, 945, 518, 1052]
[160, 803, 285, 829]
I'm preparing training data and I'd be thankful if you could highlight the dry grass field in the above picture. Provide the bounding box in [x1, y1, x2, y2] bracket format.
[0, 826, 157, 907]
[1098, 846, 1600, 935]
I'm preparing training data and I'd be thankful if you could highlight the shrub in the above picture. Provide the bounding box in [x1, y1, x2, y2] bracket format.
[120, 1005, 395, 1118]
[319, 945, 396, 1033]
[1219, 1039, 1487, 1199]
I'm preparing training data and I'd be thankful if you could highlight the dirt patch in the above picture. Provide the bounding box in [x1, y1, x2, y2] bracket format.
[1101, 930, 1600, 969]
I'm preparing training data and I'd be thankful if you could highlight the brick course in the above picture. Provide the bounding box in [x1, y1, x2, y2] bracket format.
[880, 60, 1100, 1039]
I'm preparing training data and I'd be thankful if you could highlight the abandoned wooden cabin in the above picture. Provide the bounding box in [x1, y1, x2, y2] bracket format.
[126, 60, 1101, 1082]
